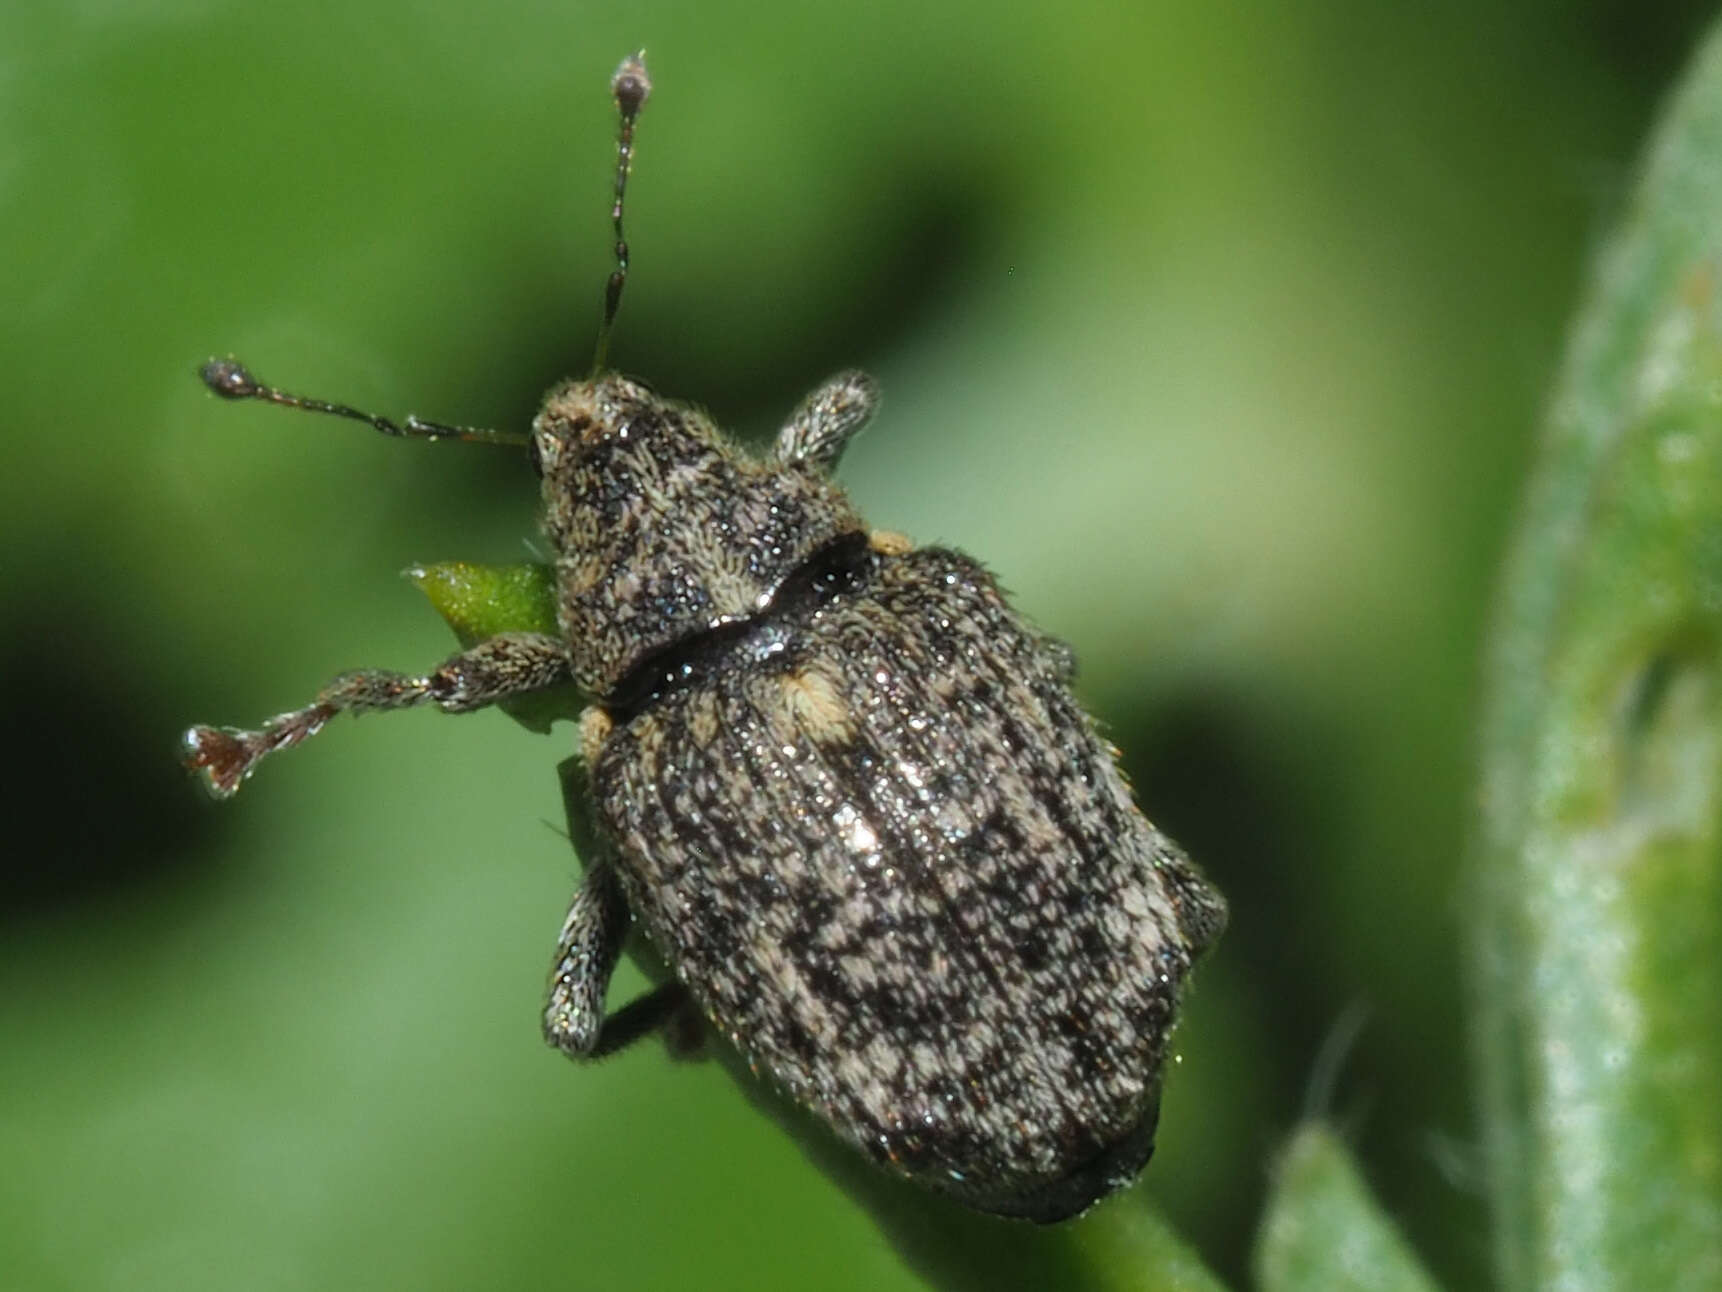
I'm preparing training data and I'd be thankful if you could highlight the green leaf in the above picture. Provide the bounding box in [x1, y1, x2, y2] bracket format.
[406, 559, 561, 641]
[406, 559, 583, 732]
[1254, 1125, 1442, 1292]
[1473, 20, 1722, 1292]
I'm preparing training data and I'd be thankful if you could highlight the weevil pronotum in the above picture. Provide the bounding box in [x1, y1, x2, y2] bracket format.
[184, 52, 1227, 1222]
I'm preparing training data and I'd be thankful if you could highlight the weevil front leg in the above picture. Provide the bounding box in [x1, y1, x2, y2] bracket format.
[773, 370, 880, 471]
[183, 631, 571, 797]
[545, 749, 693, 1059]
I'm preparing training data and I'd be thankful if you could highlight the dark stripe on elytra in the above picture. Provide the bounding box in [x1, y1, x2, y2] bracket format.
[865, 562, 1098, 1106]
[729, 673, 915, 1109]
[665, 682, 780, 1018]
[603, 530, 877, 724]
[821, 602, 1079, 1142]
[938, 571, 1129, 1155]
[781, 694, 949, 1038]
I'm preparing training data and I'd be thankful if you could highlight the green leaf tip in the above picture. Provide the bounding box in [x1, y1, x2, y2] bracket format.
[1254, 1125, 1442, 1292]
[407, 560, 581, 732]
[405, 559, 561, 644]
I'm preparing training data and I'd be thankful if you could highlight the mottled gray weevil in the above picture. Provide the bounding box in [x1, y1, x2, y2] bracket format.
[184, 52, 1227, 1222]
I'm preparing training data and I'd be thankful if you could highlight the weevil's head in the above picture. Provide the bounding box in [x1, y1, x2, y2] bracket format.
[532, 373, 863, 697]
[529, 371, 663, 484]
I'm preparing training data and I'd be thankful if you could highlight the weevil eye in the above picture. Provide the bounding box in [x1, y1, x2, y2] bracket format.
[527, 434, 545, 479]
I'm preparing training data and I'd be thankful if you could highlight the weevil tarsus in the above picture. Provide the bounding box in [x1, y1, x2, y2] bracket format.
[184, 631, 570, 797]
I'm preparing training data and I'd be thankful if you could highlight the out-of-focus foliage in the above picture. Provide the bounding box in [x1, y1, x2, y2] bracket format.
[1473, 20, 1722, 1292]
[1256, 1126, 1441, 1292]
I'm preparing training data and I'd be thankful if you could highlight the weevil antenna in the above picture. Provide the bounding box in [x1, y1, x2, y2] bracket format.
[196, 358, 530, 447]
[592, 51, 652, 374]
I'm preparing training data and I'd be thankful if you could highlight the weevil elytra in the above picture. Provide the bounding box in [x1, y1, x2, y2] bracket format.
[184, 53, 1227, 1222]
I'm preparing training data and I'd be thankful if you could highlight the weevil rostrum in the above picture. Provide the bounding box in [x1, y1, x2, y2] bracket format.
[184, 53, 1227, 1222]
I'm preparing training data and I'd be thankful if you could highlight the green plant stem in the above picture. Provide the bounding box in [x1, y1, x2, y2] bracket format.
[1473, 21, 1722, 1291]
[709, 1042, 1229, 1292]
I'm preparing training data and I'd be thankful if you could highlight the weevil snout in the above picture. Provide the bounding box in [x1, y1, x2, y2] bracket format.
[530, 373, 661, 472]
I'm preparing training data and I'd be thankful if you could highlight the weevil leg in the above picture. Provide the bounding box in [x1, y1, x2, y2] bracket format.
[547, 751, 696, 1059]
[661, 990, 707, 1059]
[772, 370, 880, 471]
[541, 857, 691, 1059]
[183, 631, 570, 797]
[589, 982, 692, 1059]
[543, 856, 631, 1056]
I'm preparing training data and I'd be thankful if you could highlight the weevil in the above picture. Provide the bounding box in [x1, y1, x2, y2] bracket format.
[184, 53, 1227, 1222]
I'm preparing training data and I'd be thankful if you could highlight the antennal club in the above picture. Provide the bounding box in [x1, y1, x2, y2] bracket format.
[592, 50, 652, 373]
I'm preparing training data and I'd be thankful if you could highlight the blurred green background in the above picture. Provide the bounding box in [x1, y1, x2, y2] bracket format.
[3, 2, 1713, 1288]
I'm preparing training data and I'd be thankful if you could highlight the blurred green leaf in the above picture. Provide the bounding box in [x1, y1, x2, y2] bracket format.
[1254, 1125, 1441, 1292]
[1473, 19, 1722, 1292]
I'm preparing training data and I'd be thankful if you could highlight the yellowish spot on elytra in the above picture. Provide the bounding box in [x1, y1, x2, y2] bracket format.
[689, 692, 720, 747]
[781, 666, 855, 744]
[579, 705, 613, 765]
[869, 529, 914, 557]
